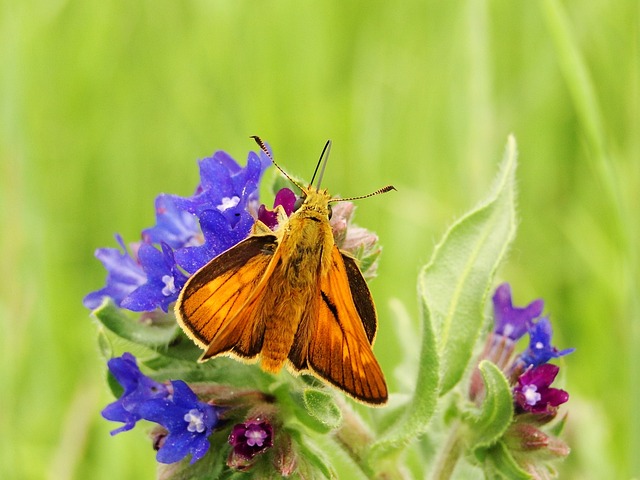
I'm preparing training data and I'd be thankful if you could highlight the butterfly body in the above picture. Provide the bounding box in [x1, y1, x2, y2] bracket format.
[258, 188, 335, 371]
[175, 141, 391, 405]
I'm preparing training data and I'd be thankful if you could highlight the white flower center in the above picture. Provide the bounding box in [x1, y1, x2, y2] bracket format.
[245, 428, 267, 447]
[161, 275, 176, 296]
[184, 409, 206, 433]
[535, 341, 544, 350]
[522, 384, 541, 406]
[217, 196, 240, 212]
[502, 323, 514, 337]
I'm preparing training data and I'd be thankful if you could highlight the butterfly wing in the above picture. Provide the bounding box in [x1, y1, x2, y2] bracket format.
[175, 234, 278, 361]
[289, 245, 388, 405]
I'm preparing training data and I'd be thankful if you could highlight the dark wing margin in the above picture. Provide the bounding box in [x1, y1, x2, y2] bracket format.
[341, 253, 377, 344]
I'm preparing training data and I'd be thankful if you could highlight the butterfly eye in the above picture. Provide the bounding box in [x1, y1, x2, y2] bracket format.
[327, 204, 333, 219]
[293, 196, 306, 212]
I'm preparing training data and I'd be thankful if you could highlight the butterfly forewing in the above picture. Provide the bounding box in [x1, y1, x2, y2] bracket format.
[176, 235, 277, 351]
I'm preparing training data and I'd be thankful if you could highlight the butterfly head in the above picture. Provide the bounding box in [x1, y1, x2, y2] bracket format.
[293, 187, 333, 219]
[250, 136, 395, 220]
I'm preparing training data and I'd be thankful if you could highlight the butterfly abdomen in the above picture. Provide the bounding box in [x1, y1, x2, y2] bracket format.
[260, 286, 313, 372]
[259, 208, 333, 372]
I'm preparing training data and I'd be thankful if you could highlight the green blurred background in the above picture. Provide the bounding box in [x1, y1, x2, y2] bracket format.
[1, 0, 637, 478]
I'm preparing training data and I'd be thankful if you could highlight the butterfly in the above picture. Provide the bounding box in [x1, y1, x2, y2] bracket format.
[175, 137, 394, 405]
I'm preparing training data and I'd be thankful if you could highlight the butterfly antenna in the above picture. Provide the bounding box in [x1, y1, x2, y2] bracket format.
[330, 184, 397, 203]
[309, 140, 332, 189]
[251, 136, 305, 191]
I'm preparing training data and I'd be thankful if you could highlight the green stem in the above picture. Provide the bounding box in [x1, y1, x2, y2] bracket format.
[431, 420, 464, 480]
[333, 400, 405, 479]
[333, 402, 375, 476]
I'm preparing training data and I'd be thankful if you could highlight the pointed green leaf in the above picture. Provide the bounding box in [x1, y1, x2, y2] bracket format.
[92, 299, 180, 347]
[289, 429, 337, 479]
[419, 136, 518, 394]
[467, 360, 514, 450]
[369, 295, 439, 457]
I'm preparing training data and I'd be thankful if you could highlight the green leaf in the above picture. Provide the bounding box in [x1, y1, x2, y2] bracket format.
[369, 294, 439, 458]
[302, 389, 343, 430]
[467, 360, 514, 450]
[289, 429, 337, 479]
[480, 441, 532, 480]
[419, 136, 518, 394]
[274, 384, 333, 434]
[93, 299, 180, 348]
[316, 435, 368, 480]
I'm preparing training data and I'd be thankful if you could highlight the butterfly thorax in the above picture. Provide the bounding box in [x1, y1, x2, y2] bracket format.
[279, 188, 334, 286]
[259, 188, 335, 372]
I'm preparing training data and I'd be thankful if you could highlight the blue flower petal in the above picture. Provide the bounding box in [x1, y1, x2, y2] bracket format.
[121, 243, 188, 312]
[137, 380, 221, 465]
[84, 235, 146, 309]
[142, 194, 201, 249]
[175, 209, 255, 274]
[492, 283, 544, 341]
[517, 317, 575, 367]
[101, 353, 169, 435]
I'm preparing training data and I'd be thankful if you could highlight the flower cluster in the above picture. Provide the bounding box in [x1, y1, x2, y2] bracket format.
[103, 353, 222, 464]
[469, 282, 574, 473]
[84, 148, 271, 313]
[87, 139, 574, 478]
[89, 144, 387, 476]
[479, 282, 574, 414]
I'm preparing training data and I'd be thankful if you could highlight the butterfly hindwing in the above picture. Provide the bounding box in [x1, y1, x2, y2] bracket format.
[176, 234, 278, 359]
[292, 245, 388, 405]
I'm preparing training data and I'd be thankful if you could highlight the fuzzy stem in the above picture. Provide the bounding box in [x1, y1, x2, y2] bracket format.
[333, 400, 405, 480]
[333, 402, 375, 475]
[431, 420, 464, 480]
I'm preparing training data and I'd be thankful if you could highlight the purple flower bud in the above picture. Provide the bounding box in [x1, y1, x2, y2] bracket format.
[258, 188, 296, 229]
[228, 420, 274, 460]
[514, 364, 569, 414]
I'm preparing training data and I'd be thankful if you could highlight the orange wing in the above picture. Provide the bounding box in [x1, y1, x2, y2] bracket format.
[289, 246, 388, 405]
[175, 235, 278, 361]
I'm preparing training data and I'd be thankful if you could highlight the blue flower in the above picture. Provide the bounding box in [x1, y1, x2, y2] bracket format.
[101, 353, 170, 435]
[142, 194, 201, 249]
[170, 149, 271, 273]
[138, 380, 221, 464]
[174, 208, 256, 274]
[517, 317, 575, 368]
[83, 235, 146, 310]
[121, 243, 188, 312]
[87, 145, 272, 311]
[492, 283, 544, 341]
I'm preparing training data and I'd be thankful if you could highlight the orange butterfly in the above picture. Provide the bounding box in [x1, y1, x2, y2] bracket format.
[175, 137, 394, 405]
